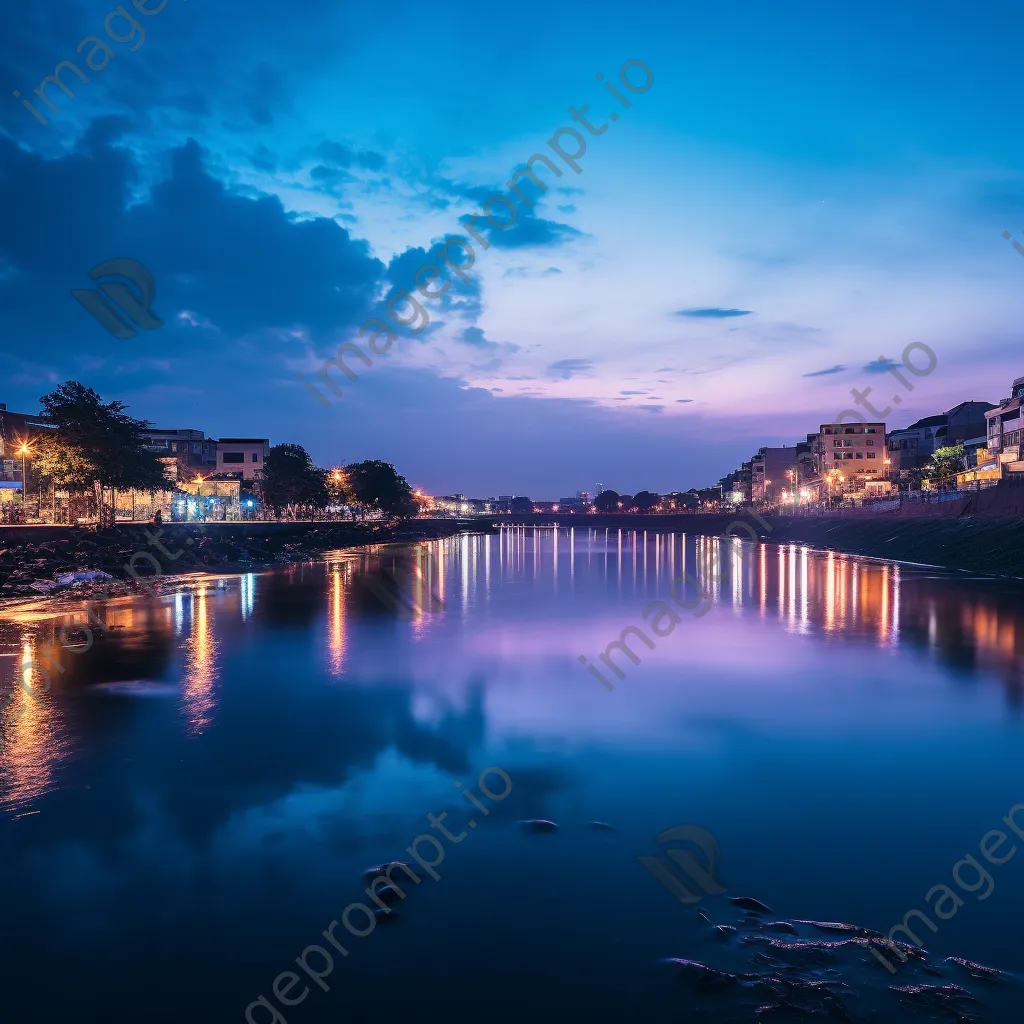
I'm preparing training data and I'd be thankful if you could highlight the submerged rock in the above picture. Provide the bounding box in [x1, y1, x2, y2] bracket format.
[657, 909, 1011, 1021]
[369, 884, 404, 905]
[520, 819, 559, 833]
[730, 896, 773, 914]
[362, 861, 420, 884]
[946, 956, 1002, 983]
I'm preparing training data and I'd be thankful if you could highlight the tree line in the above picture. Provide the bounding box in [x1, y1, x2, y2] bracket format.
[24, 381, 418, 518]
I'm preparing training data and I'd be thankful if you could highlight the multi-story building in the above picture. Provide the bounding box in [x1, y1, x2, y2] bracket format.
[817, 421, 887, 493]
[751, 452, 766, 502]
[0, 404, 48, 488]
[215, 438, 270, 480]
[888, 401, 995, 473]
[140, 428, 218, 480]
[984, 378, 1024, 469]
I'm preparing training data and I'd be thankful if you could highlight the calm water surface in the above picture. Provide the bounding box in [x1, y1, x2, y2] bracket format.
[2, 527, 1024, 1022]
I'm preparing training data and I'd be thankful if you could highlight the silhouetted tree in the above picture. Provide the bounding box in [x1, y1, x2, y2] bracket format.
[346, 460, 417, 517]
[633, 490, 660, 512]
[262, 444, 328, 512]
[594, 489, 620, 513]
[35, 381, 167, 493]
[509, 496, 533, 514]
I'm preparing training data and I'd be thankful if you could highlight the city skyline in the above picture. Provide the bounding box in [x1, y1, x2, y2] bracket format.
[1, 0, 1023, 495]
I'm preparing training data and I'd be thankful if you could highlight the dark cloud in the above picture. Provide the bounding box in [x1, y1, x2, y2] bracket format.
[674, 307, 754, 318]
[386, 243, 482, 323]
[459, 327, 499, 350]
[458, 211, 582, 250]
[315, 140, 386, 172]
[803, 364, 847, 377]
[0, 129, 385, 375]
[636, 404, 664, 413]
[863, 358, 903, 374]
[675, 399, 694, 403]
[547, 358, 593, 380]
[620, 390, 648, 395]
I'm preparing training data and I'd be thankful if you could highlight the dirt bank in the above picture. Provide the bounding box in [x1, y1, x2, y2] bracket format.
[0, 519, 473, 605]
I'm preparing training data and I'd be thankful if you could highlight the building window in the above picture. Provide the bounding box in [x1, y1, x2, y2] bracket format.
[855, 452, 864, 459]
[193, 443, 202, 454]
[867, 452, 876, 459]
[844, 427, 855, 434]
[866, 439, 874, 446]
[844, 440, 853, 447]
[866, 428, 876, 433]
[252, 452, 259, 462]
[834, 440, 842, 448]
[171, 443, 177, 452]
[222, 452, 244, 464]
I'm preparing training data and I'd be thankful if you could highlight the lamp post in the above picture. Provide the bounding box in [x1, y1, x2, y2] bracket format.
[14, 440, 36, 502]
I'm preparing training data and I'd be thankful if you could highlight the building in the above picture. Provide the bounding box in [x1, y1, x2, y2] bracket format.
[761, 446, 802, 504]
[816, 421, 887, 494]
[0, 404, 48, 487]
[888, 401, 995, 474]
[984, 377, 1024, 472]
[215, 438, 270, 480]
[141, 428, 217, 480]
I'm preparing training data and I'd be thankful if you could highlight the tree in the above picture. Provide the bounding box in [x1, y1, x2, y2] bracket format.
[35, 381, 167, 492]
[262, 444, 329, 512]
[509, 495, 533, 514]
[667, 490, 698, 510]
[346, 460, 417, 517]
[633, 490, 661, 513]
[325, 468, 354, 507]
[931, 445, 965, 488]
[620, 494, 636, 512]
[594, 489, 620, 513]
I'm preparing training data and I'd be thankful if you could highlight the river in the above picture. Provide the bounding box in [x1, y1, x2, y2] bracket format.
[1, 526, 1023, 1022]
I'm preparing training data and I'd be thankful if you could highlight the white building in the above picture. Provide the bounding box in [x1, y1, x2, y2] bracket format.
[215, 437, 270, 480]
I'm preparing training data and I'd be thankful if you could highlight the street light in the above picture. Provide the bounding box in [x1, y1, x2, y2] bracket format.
[14, 440, 36, 501]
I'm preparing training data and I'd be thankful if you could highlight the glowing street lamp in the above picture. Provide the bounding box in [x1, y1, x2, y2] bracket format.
[14, 439, 36, 500]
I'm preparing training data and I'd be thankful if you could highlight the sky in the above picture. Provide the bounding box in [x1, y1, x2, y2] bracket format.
[1, 0, 1023, 497]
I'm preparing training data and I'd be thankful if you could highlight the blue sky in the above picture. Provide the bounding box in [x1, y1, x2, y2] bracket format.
[1, 0, 1023, 496]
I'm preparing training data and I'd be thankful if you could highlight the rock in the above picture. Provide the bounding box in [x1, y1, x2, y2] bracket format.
[730, 896, 773, 914]
[520, 819, 559, 833]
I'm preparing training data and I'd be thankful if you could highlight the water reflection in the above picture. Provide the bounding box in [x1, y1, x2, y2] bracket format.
[2, 529, 1024, 806]
[1, 528, 1023, 1021]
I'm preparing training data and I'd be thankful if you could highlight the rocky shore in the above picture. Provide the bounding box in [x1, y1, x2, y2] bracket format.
[0, 519, 473, 606]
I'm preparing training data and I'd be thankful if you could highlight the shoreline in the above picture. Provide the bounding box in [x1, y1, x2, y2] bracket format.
[3, 511, 1024, 612]
[0, 519, 476, 610]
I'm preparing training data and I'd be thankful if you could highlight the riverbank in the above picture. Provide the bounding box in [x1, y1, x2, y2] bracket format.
[491, 512, 1024, 579]
[3, 511, 1022, 608]
[0, 518, 476, 605]
[761, 514, 1024, 578]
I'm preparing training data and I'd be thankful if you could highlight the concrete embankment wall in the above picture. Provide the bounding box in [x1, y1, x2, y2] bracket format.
[491, 511, 1024, 578]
